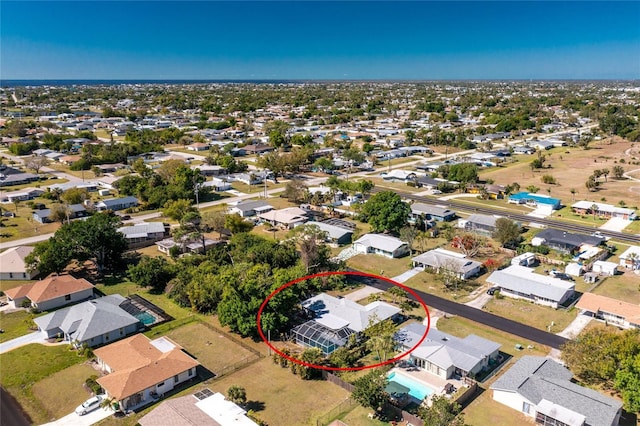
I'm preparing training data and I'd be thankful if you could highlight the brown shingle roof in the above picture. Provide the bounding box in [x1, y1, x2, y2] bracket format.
[577, 292, 640, 324]
[95, 334, 199, 401]
[4, 274, 93, 303]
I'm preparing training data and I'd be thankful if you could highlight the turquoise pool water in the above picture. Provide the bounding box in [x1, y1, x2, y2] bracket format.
[135, 312, 155, 325]
[387, 371, 434, 401]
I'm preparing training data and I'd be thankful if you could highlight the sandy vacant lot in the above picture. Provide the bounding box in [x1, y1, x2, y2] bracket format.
[480, 138, 640, 207]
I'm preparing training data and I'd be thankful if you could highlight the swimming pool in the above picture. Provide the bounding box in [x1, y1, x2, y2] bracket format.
[135, 312, 156, 325]
[387, 371, 434, 401]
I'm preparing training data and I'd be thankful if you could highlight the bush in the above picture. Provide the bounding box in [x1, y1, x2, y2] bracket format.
[85, 375, 102, 395]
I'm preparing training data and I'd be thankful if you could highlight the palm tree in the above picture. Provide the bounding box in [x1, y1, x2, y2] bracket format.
[570, 188, 577, 202]
[591, 203, 599, 221]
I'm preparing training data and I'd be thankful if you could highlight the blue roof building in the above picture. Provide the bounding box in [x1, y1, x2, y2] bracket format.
[508, 192, 561, 210]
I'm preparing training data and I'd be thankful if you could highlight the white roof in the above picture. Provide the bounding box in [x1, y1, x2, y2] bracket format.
[118, 222, 166, 237]
[258, 207, 308, 225]
[302, 293, 400, 333]
[150, 337, 176, 353]
[572, 201, 635, 216]
[353, 233, 407, 252]
[487, 265, 574, 302]
[620, 245, 640, 260]
[195, 392, 258, 426]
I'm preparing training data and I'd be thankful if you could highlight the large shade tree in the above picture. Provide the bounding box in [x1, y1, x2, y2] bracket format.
[359, 191, 410, 233]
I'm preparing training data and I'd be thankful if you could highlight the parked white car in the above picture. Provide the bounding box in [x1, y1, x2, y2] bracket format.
[75, 395, 103, 415]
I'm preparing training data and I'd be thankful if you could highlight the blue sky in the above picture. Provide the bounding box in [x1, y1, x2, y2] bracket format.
[2, 1, 639, 80]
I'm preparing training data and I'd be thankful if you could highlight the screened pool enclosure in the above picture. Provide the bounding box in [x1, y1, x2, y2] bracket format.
[292, 320, 356, 355]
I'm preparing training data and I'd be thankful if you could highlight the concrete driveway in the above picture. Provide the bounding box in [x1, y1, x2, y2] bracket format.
[41, 402, 113, 426]
[0, 331, 46, 354]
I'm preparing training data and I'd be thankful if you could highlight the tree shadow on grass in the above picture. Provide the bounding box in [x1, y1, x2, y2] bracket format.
[245, 400, 266, 412]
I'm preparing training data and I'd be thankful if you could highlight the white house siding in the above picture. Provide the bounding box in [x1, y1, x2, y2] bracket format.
[492, 390, 535, 418]
[33, 287, 94, 311]
[85, 323, 141, 347]
[119, 367, 196, 410]
[0, 271, 37, 281]
[499, 289, 560, 309]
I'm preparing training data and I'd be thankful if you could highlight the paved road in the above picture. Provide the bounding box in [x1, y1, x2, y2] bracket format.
[0, 387, 31, 426]
[378, 188, 640, 244]
[349, 273, 568, 350]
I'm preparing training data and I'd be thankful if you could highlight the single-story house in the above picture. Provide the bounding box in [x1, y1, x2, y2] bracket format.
[486, 265, 575, 308]
[138, 390, 259, 426]
[95, 163, 126, 173]
[32, 203, 87, 224]
[511, 252, 537, 267]
[95, 196, 139, 212]
[95, 334, 200, 411]
[118, 222, 169, 248]
[59, 155, 82, 166]
[513, 146, 535, 155]
[305, 221, 353, 245]
[196, 165, 227, 176]
[292, 293, 401, 355]
[380, 169, 417, 182]
[508, 192, 561, 211]
[410, 203, 456, 222]
[258, 207, 308, 229]
[528, 140, 554, 150]
[352, 233, 409, 258]
[491, 356, 622, 426]
[398, 322, 501, 380]
[0, 172, 40, 187]
[411, 248, 482, 280]
[201, 178, 232, 192]
[228, 200, 273, 218]
[33, 294, 143, 347]
[0, 246, 38, 280]
[576, 292, 640, 330]
[458, 214, 500, 236]
[242, 144, 274, 155]
[4, 274, 94, 311]
[155, 237, 224, 256]
[0, 187, 44, 202]
[591, 260, 618, 276]
[572, 201, 636, 221]
[531, 229, 604, 255]
[186, 142, 209, 152]
[619, 245, 640, 270]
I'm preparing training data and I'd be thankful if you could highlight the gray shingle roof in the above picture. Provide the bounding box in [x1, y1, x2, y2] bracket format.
[33, 295, 141, 343]
[465, 213, 499, 228]
[411, 203, 454, 218]
[411, 250, 482, 275]
[306, 221, 353, 240]
[118, 222, 166, 237]
[491, 356, 622, 426]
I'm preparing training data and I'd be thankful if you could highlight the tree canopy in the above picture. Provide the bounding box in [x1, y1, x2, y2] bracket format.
[359, 191, 410, 233]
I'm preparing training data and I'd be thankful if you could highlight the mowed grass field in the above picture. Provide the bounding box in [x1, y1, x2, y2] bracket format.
[165, 322, 258, 374]
[482, 297, 577, 333]
[0, 344, 86, 424]
[189, 357, 350, 426]
[31, 363, 97, 422]
[479, 139, 640, 208]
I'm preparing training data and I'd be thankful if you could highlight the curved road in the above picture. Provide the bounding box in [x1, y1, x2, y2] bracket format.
[349, 274, 568, 350]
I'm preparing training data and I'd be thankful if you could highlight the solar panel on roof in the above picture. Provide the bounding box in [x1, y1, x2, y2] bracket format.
[193, 388, 214, 400]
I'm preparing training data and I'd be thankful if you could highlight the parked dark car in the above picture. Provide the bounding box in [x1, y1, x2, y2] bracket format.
[487, 287, 499, 295]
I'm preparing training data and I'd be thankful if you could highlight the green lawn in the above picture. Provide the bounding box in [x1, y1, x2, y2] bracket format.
[31, 363, 97, 422]
[0, 278, 35, 293]
[463, 385, 530, 426]
[165, 322, 258, 375]
[185, 357, 350, 426]
[435, 316, 551, 359]
[483, 297, 577, 333]
[0, 344, 86, 424]
[0, 310, 37, 343]
[592, 271, 640, 305]
[346, 254, 413, 279]
[403, 271, 483, 303]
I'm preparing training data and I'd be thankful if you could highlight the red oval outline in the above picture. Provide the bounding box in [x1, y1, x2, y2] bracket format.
[257, 270, 431, 371]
